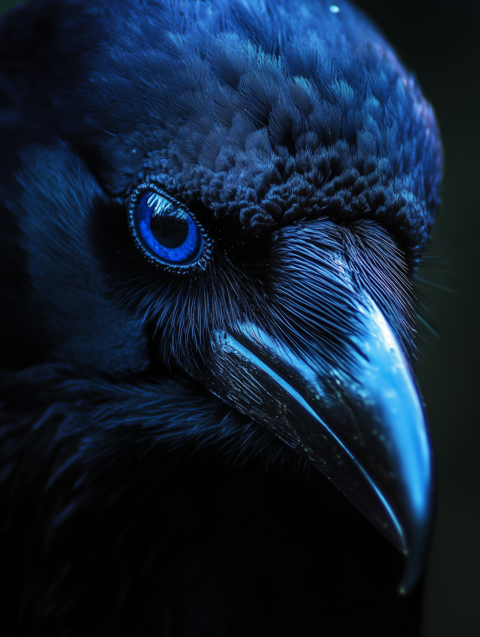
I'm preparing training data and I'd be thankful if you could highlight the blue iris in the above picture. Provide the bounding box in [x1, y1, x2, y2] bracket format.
[135, 192, 204, 265]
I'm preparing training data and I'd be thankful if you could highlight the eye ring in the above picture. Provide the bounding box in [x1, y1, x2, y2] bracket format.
[128, 181, 213, 273]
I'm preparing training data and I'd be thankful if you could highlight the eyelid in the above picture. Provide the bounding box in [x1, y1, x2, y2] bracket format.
[127, 181, 213, 274]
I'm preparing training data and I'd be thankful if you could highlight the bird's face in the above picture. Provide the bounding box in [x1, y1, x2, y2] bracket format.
[0, 0, 442, 595]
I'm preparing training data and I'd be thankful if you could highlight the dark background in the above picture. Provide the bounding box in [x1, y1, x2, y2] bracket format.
[0, 0, 478, 634]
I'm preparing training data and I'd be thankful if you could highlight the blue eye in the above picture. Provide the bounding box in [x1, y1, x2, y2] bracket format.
[129, 186, 211, 270]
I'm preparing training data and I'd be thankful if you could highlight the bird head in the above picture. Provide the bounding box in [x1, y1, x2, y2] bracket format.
[0, 0, 442, 594]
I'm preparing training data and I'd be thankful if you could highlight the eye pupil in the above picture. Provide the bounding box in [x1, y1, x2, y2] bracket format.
[150, 214, 189, 249]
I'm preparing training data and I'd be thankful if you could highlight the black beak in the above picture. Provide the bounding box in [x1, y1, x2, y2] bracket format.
[193, 294, 435, 594]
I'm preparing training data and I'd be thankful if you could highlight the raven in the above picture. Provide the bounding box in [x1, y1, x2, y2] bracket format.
[0, 0, 443, 635]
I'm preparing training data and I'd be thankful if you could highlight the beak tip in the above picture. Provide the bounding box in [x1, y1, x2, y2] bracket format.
[397, 558, 422, 596]
[397, 505, 435, 595]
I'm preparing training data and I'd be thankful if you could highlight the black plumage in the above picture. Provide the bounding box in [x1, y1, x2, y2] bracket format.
[0, 0, 442, 635]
